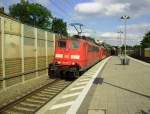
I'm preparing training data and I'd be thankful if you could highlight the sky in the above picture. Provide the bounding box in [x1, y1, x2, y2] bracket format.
[1, 0, 150, 46]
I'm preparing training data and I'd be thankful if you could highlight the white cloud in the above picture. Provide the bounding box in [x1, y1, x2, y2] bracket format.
[99, 32, 142, 40]
[105, 3, 130, 16]
[67, 26, 142, 45]
[119, 23, 150, 30]
[75, 2, 104, 15]
[68, 25, 142, 39]
[75, 2, 130, 16]
[118, 23, 150, 33]
[97, 32, 143, 46]
[100, 32, 118, 38]
[74, 0, 150, 17]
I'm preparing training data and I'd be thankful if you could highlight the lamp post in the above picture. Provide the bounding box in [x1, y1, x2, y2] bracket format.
[117, 31, 123, 55]
[121, 15, 130, 63]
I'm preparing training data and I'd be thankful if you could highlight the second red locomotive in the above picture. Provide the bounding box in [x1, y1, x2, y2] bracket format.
[48, 37, 106, 78]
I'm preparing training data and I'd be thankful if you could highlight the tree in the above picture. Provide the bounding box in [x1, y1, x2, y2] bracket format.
[9, 0, 52, 29]
[141, 31, 150, 48]
[51, 18, 68, 37]
[9, 1, 29, 23]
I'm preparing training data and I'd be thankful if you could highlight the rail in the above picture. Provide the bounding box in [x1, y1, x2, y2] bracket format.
[0, 79, 73, 114]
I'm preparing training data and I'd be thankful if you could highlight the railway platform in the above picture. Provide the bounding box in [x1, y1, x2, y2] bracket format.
[36, 56, 150, 114]
[77, 56, 150, 114]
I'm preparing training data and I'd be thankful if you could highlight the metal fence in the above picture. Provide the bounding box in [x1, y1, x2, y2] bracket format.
[145, 48, 150, 57]
[129, 47, 150, 58]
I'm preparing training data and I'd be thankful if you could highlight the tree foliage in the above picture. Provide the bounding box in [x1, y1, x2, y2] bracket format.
[141, 31, 150, 48]
[9, 0, 52, 29]
[51, 18, 68, 37]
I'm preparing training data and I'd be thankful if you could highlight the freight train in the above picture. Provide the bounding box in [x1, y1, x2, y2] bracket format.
[48, 37, 107, 78]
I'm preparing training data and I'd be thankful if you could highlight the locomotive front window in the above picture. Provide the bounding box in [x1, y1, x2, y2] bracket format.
[58, 41, 66, 48]
[70, 40, 80, 48]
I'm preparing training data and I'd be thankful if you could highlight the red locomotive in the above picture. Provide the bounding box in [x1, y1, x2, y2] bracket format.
[48, 37, 106, 78]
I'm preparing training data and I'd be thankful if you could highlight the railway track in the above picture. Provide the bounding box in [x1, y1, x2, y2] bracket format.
[0, 79, 73, 114]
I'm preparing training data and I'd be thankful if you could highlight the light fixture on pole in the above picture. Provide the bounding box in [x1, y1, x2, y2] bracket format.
[117, 31, 123, 46]
[121, 15, 130, 63]
[117, 31, 123, 55]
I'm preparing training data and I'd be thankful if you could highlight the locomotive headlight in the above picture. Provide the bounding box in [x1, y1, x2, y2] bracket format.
[58, 61, 61, 64]
[55, 54, 63, 58]
[71, 55, 80, 59]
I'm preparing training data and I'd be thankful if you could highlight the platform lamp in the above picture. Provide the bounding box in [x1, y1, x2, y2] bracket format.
[117, 31, 123, 55]
[121, 15, 130, 62]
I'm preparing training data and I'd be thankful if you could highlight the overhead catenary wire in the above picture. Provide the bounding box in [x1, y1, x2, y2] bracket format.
[31, 0, 68, 20]
[49, 0, 94, 36]
[50, 9, 67, 19]
[64, 0, 74, 10]
[49, 0, 78, 34]
[50, 0, 72, 19]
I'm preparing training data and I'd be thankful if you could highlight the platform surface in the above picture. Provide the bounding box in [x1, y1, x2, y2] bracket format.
[87, 56, 150, 114]
[36, 58, 110, 114]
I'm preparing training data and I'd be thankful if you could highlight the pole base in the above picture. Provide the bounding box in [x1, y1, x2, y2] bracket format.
[120, 57, 130, 65]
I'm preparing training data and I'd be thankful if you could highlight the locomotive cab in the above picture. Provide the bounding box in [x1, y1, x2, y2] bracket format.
[55, 38, 81, 67]
[49, 38, 83, 78]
